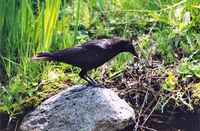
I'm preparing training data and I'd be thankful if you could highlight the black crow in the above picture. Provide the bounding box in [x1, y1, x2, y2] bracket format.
[32, 37, 138, 85]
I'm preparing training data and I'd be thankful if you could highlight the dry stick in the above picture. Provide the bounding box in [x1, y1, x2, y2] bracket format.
[142, 45, 162, 114]
[135, 72, 142, 108]
[141, 97, 161, 127]
[7, 116, 12, 130]
[134, 90, 149, 131]
[144, 70, 164, 109]
[14, 119, 19, 131]
[143, 91, 161, 115]
[138, 125, 158, 131]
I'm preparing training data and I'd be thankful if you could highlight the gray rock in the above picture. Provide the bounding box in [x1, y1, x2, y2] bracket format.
[20, 85, 135, 131]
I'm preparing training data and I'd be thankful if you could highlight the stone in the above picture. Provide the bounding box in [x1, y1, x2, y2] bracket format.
[20, 85, 135, 131]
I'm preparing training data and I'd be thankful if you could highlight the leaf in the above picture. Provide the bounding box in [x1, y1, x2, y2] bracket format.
[162, 71, 177, 91]
[97, 0, 104, 13]
[190, 65, 200, 78]
[178, 62, 191, 75]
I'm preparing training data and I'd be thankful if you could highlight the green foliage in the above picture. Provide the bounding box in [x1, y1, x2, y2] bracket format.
[178, 60, 200, 78]
[0, 78, 26, 115]
[154, 30, 175, 64]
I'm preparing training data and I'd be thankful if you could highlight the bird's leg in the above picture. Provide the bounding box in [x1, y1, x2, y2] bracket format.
[79, 69, 96, 85]
[85, 74, 104, 87]
[86, 74, 97, 84]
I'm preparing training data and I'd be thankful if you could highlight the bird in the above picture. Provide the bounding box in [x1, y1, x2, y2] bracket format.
[32, 37, 139, 85]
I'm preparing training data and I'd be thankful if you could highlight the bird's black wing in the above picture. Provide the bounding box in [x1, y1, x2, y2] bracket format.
[82, 39, 113, 50]
[51, 42, 108, 68]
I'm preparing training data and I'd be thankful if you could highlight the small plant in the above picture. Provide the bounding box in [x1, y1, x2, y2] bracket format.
[162, 71, 177, 92]
[178, 60, 200, 78]
[0, 77, 26, 116]
[154, 30, 176, 64]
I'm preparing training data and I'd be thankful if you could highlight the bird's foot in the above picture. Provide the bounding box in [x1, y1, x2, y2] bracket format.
[87, 82, 104, 88]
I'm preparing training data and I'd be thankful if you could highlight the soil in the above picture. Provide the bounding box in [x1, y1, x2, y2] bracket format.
[104, 58, 200, 131]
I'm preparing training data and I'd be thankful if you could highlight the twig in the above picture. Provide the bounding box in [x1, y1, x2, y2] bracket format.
[14, 119, 19, 131]
[142, 97, 161, 126]
[138, 125, 158, 131]
[143, 90, 161, 115]
[134, 90, 149, 131]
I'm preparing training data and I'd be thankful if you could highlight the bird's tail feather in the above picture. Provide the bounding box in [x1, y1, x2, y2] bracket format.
[32, 52, 52, 61]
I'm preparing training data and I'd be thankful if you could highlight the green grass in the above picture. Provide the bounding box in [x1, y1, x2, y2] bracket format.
[0, 0, 200, 116]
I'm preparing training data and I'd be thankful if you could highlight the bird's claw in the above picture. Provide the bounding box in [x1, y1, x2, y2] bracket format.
[87, 81, 104, 87]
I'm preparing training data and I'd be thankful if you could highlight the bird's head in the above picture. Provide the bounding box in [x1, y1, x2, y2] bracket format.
[118, 39, 139, 61]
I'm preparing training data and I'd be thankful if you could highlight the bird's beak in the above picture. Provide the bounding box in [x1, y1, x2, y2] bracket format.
[131, 51, 139, 62]
[134, 56, 139, 62]
[130, 41, 139, 62]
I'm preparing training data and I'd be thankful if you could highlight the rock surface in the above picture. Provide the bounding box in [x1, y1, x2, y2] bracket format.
[20, 85, 135, 131]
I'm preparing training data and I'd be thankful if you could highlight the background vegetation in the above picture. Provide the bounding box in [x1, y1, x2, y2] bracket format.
[0, 0, 199, 121]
